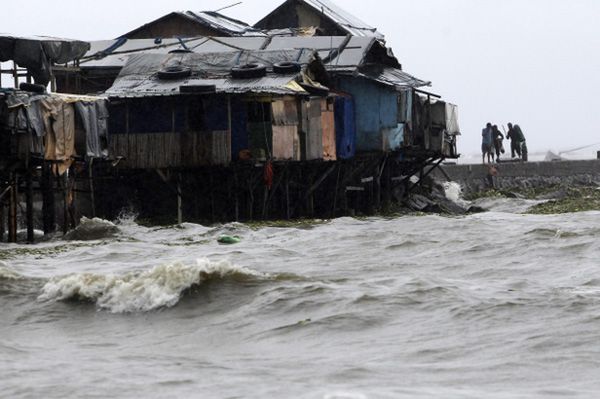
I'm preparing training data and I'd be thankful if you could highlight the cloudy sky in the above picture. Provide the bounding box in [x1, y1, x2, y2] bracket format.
[2, 0, 599, 158]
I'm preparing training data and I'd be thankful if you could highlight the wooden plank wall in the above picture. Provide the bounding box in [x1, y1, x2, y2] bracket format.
[111, 130, 232, 169]
[321, 98, 337, 161]
[302, 97, 324, 161]
[271, 98, 300, 161]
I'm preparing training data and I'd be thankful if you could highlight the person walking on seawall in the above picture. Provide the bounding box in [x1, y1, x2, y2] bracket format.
[507, 122, 527, 160]
[507, 123, 520, 158]
[513, 123, 527, 161]
[482, 123, 494, 164]
[492, 125, 504, 162]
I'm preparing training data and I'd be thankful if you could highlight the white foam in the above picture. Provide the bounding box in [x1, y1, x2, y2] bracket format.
[63, 217, 120, 241]
[443, 181, 470, 208]
[38, 259, 266, 313]
[0, 261, 23, 280]
[324, 392, 368, 399]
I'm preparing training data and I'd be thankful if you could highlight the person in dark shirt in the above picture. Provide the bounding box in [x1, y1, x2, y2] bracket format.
[492, 125, 504, 161]
[506, 123, 526, 158]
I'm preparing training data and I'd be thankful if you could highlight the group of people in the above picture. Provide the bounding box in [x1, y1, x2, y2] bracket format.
[481, 122, 527, 164]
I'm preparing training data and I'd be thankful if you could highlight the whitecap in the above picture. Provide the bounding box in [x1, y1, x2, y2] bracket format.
[0, 261, 23, 280]
[38, 259, 267, 313]
[63, 217, 120, 241]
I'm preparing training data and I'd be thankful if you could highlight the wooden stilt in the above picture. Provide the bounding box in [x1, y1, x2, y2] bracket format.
[177, 172, 183, 225]
[234, 167, 239, 222]
[42, 162, 56, 235]
[8, 173, 17, 243]
[285, 171, 291, 220]
[247, 174, 254, 220]
[0, 203, 4, 242]
[331, 163, 341, 218]
[62, 172, 68, 235]
[89, 159, 96, 218]
[26, 165, 34, 243]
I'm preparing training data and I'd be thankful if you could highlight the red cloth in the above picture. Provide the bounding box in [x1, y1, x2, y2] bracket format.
[264, 160, 273, 190]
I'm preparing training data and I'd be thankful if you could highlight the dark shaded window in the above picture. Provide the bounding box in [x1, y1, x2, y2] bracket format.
[188, 100, 205, 131]
[247, 101, 271, 123]
[129, 98, 173, 134]
[108, 102, 127, 135]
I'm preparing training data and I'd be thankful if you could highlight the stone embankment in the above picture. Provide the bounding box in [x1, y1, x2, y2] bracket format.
[433, 160, 600, 195]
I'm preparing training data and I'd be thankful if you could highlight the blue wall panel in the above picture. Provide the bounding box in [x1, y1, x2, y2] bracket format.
[338, 77, 399, 152]
[230, 98, 248, 160]
[334, 96, 356, 159]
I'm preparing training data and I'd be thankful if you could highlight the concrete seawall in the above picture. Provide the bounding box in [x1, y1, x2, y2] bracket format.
[433, 160, 600, 194]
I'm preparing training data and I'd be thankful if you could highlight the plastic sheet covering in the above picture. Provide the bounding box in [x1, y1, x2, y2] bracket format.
[382, 123, 405, 151]
[333, 95, 356, 160]
[356, 66, 430, 89]
[40, 97, 76, 175]
[75, 100, 109, 158]
[107, 50, 316, 97]
[0, 35, 90, 85]
[445, 103, 460, 135]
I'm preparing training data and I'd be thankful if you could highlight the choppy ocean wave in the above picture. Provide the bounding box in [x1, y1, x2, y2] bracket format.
[0, 261, 22, 280]
[63, 217, 121, 241]
[38, 259, 269, 313]
[2, 194, 600, 398]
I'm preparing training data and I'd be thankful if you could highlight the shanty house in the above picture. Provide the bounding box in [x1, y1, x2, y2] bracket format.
[104, 49, 333, 169]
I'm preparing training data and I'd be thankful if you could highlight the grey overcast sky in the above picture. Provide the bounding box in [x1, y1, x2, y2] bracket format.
[2, 0, 599, 158]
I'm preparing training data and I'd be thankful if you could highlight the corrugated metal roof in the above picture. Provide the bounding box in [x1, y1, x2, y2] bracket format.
[181, 11, 265, 37]
[301, 0, 384, 39]
[80, 36, 378, 70]
[106, 50, 315, 98]
[354, 66, 430, 89]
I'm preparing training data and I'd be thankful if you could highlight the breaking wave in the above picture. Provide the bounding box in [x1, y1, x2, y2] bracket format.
[63, 217, 120, 241]
[443, 181, 470, 208]
[0, 261, 23, 280]
[39, 259, 268, 313]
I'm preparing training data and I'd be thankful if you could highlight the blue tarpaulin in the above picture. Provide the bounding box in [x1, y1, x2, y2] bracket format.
[339, 77, 398, 152]
[334, 95, 356, 159]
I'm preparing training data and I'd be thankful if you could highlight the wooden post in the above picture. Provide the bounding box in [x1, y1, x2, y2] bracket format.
[234, 167, 239, 222]
[332, 163, 341, 218]
[62, 172, 68, 235]
[177, 172, 183, 225]
[247, 173, 254, 220]
[285, 177, 291, 220]
[12, 61, 18, 88]
[0, 202, 4, 242]
[8, 173, 17, 243]
[26, 165, 34, 243]
[88, 159, 96, 218]
[42, 162, 56, 235]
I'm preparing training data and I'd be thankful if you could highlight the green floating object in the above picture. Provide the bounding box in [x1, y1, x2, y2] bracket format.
[217, 235, 241, 245]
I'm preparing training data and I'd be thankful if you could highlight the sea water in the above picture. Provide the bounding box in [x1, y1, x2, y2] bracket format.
[1, 192, 600, 398]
